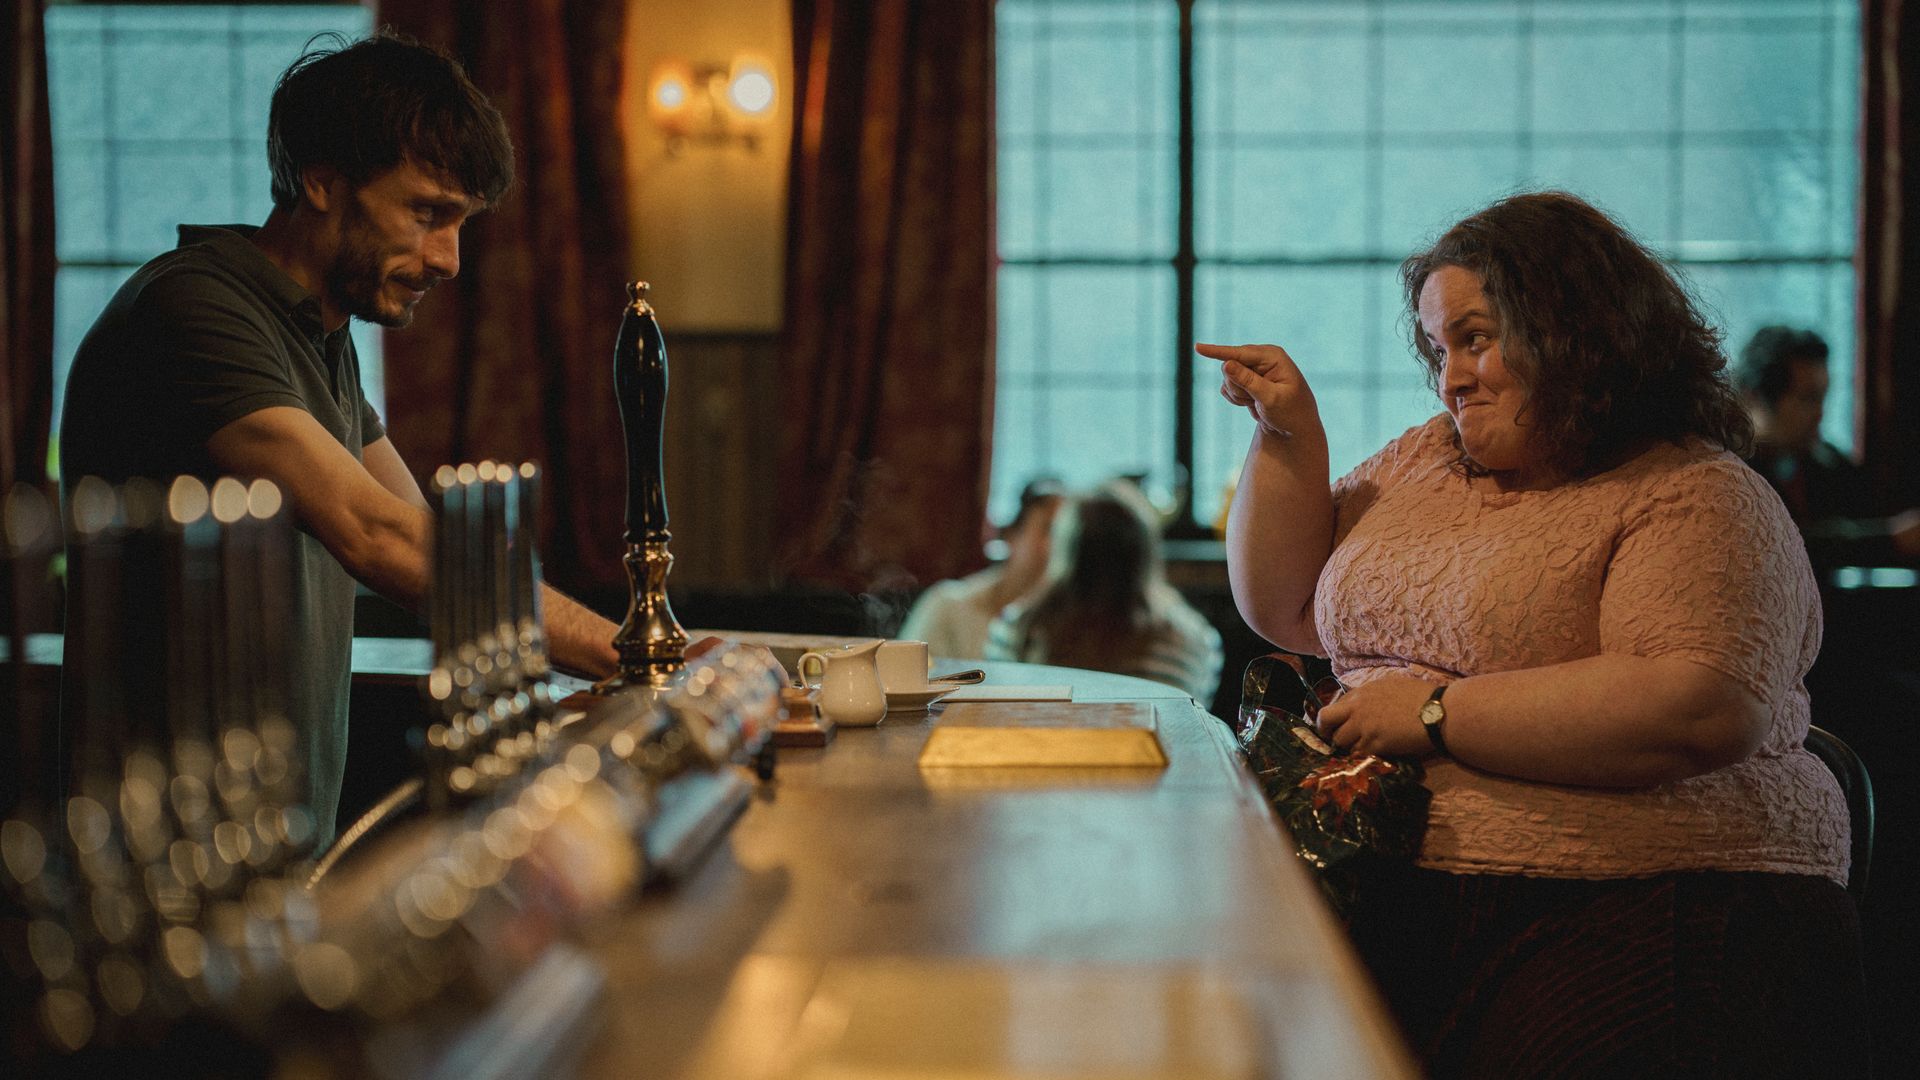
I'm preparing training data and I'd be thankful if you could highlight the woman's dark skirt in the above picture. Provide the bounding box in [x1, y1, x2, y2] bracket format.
[1345, 865, 1871, 1079]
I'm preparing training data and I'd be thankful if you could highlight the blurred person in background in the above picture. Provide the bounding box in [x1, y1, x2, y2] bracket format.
[1736, 325, 1920, 571]
[900, 478, 1064, 659]
[985, 481, 1221, 701]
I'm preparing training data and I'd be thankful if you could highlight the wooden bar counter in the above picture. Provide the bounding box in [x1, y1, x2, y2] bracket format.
[8, 635, 1414, 1075]
[566, 655, 1417, 1080]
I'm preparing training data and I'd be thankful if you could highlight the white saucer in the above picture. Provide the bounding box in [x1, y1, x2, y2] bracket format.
[885, 683, 960, 712]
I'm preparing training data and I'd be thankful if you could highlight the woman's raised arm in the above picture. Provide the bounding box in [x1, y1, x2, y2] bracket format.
[1199, 342, 1336, 655]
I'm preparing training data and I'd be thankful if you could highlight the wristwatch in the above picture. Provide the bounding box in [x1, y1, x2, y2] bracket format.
[1419, 684, 1451, 757]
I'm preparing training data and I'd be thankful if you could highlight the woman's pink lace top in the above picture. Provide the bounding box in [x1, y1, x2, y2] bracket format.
[1316, 416, 1849, 884]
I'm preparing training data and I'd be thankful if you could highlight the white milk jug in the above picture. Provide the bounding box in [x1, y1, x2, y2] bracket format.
[796, 639, 887, 728]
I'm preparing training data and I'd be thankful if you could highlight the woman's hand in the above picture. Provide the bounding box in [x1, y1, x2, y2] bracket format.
[1196, 342, 1324, 442]
[1315, 675, 1440, 758]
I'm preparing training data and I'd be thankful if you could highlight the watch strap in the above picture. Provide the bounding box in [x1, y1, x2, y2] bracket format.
[1422, 684, 1451, 757]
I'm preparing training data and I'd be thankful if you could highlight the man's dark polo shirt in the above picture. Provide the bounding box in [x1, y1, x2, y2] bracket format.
[60, 224, 384, 847]
[1747, 440, 1903, 571]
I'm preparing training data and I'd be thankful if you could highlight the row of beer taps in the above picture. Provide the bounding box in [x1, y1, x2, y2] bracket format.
[420, 460, 558, 808]
[2, 467, 783, 1069]
[3, 476, 320, 1057]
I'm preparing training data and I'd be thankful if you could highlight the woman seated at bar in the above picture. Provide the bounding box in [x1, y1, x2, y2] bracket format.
[900, 477, 1064, 660]
[984, 481, 1221, 702]
[1202, 191, 1865, 1077]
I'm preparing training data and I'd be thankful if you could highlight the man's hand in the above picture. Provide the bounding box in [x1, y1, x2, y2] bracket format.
[685, 636, 789, 682]
[1313, 674, 1438, 758]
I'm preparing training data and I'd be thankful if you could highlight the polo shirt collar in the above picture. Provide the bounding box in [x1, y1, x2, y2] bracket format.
[176, 223, 330, 338]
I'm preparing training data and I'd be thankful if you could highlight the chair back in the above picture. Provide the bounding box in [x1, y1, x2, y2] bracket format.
[1804, 725, 1874, 902]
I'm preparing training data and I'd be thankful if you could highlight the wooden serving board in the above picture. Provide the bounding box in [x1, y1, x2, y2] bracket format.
[917, 701, 1168, 768]
[773, 687, 835, 747]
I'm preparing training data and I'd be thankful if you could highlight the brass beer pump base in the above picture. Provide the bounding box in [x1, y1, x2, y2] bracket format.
[595, 536, 688, 693]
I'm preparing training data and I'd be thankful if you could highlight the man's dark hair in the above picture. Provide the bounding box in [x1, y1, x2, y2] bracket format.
[1735, 325, 1830, 408]
[267, 31, 514, 211]
[1401, 190, 1752, 479]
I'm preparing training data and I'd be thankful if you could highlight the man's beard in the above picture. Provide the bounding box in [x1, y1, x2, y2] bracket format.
[326, 205, 420, 329]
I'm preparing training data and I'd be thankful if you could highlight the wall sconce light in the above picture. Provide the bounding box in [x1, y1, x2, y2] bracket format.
[649, 56, 778, 153]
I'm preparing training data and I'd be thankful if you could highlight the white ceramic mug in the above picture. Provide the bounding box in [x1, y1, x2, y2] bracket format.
[876, 639, 931, 693]
[795, 640, 887, 727]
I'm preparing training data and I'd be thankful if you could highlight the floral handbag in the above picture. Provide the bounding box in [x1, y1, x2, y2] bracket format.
[1236, 653, 1431, 916]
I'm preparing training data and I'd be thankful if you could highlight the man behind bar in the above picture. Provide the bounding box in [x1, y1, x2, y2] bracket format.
[59, 34, 619, 845]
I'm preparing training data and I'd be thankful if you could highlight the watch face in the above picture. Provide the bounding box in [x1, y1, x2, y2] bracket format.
[1420, 701, 1443, 726]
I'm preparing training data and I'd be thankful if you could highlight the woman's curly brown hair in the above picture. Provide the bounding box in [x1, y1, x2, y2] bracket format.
[1401, 191, 1752, 479]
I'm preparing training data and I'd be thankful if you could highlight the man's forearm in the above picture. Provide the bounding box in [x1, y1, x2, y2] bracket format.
[332, 504, 434, 610]
[374, 509, 614, 677]
[1800, 514, 1905, 568]
[348, 509, 615, 678]
[541, 584, 620, 679]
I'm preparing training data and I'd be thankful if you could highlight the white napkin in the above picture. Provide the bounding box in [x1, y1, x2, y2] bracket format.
[939, 684, 1072, 702]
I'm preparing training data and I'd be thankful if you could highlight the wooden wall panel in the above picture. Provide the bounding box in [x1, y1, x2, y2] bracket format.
[661, 332, 782, 587]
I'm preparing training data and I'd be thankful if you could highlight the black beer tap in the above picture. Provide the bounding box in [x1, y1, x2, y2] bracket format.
[601, 281, 689, 691]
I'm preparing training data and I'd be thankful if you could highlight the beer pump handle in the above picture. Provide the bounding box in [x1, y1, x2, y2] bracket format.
[600, 281, 688, 691]
[615, 281, 670, 542]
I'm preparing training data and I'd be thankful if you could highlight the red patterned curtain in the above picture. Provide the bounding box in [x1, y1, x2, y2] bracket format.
[1861, 0, 1920, 505]
[2, 0, 55, 489]
[376, 0, 635, 594]
[775, 0, 996, 590]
